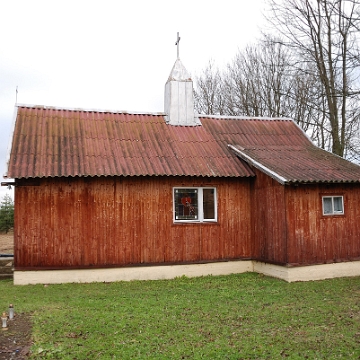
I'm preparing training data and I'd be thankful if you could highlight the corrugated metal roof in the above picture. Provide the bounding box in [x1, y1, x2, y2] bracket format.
[6, 106, 254, 179]
[6, 106, 360, 183]
[200, 116, 360, 184]
[230, 144, 360, 184]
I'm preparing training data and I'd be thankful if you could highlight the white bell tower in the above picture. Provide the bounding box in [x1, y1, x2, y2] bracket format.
[164, 33, 200, 126]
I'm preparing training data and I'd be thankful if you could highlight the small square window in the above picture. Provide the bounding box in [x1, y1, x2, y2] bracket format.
[174, 187, 217, 222]
[322, 196, 344, 215]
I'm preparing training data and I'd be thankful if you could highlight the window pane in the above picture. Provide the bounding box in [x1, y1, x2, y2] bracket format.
[174, 189, 198, 220]
[203, 188, 215, 219]
[323, 198, 332, 214]
[333, 197, 343, 213]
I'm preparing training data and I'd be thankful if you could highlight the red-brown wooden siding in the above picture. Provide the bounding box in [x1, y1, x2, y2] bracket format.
[251, 167, 360, 265]
[285, 183, 360, 265]
[251, 169, 287, 264]
[14, 176, 252, 269]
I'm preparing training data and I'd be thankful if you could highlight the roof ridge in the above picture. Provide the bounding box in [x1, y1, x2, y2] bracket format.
[199, 114, 293, 121]
[16, 104, 293, 122]
[16, 103, 166, 117]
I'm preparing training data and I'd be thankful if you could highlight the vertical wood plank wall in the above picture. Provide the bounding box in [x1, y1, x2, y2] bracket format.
[285, 183, 360, 265]
[14, 176, 252, 269]
[251, 166, 360, 266]
[251, 169, 287, 264]
[15, 174, 360, 270]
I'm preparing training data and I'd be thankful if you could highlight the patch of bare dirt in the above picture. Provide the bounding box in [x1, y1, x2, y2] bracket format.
[0, 233, 13, 255]
[0, 313, 32, 359]
[0, 235, 30, 359]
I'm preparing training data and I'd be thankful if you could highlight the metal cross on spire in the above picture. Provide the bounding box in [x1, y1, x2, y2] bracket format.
[175, 32, 180, 59]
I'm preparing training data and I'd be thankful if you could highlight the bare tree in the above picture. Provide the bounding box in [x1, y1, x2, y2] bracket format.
[224, 39, 305, 119]
[266, 0, 360, 157]
[194, 61, 226, 115]
[194, 1, 360, 159]
[194, 38, 326, 144]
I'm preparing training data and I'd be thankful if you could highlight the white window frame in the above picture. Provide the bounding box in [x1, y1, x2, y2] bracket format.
[322, 196, 344, 216]
[173, 187, 217, 223]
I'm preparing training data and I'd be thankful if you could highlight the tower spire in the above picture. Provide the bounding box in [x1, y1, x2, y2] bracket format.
[164, 33, 200, 126]
[175, 32, 180, 59]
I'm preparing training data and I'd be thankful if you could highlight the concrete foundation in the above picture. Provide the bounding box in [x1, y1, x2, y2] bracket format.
[253, 261, 360, 282]
[14, 261, 253, 285]
[13, 260, 360, 285]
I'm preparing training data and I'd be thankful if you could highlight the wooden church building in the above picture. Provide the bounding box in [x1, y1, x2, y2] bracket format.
[4, 46, 360, 284]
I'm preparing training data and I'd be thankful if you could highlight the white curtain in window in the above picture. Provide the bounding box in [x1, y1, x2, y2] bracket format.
[323, 198, 332, 214]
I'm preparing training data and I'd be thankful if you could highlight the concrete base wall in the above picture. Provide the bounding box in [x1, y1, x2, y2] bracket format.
[14, 261, 253, 285]
[13, 260, 360, 285]
[253, 261, 360, 282]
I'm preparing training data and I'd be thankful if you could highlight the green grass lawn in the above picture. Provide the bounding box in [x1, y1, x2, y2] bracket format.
[1, 273, 360, 359]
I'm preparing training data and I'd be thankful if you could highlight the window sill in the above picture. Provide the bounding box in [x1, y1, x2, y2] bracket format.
[321, 214, 345, 218]
[172, 221, 219, 226]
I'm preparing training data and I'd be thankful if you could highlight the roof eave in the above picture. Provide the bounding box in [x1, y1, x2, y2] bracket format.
[3, 105, 19, 179]
[228, 144, 288, 185]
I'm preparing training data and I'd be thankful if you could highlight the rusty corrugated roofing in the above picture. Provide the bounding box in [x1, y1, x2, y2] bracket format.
[200, 116, 360, 184]
[229, 144, 360, 184]
[199, 115, 360, 184]
[6, 106, 360, 183]
[6, 106, 254, 179]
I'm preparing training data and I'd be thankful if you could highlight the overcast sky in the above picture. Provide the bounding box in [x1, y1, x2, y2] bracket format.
[0, 0, 266, 200]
